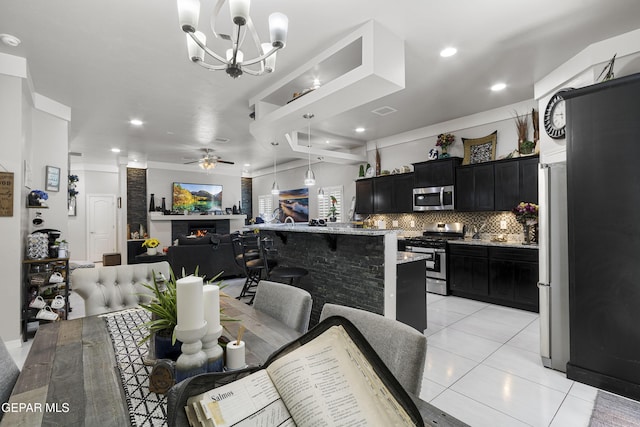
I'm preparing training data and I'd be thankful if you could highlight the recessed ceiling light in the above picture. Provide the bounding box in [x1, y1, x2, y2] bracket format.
[491, 82, 507, 91]
[355, 127, 365, 133]
[0, 34, 21, 47]
[129, 119, 143, 126]
[111, 148, 121, 153]
[325, 140, 330, 144]
[244, 163, 251, 167]
[440, 47, 457, 57]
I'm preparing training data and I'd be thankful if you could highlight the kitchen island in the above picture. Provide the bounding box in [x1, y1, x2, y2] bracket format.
[253, 224, 400, 326]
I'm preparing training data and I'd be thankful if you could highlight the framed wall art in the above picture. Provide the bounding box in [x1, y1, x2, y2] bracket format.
[462, 131, 497, 165]
[46, 165, 61, 192]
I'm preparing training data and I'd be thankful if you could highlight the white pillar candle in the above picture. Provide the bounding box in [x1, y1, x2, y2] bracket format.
[203, 284, 221, 334]
[176, 276, 204, 330]
[226, 341, 246, 370]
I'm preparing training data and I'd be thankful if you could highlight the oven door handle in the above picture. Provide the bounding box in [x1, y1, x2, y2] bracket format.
[439, 187, 444, 207]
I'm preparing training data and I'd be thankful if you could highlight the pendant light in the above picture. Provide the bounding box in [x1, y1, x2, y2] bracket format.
[303, 113, 316, 186]
[271, 141, 280, 195]
[317, 187, 325, 199]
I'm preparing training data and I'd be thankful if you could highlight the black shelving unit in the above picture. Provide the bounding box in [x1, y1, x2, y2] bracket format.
[22, 257, 70, 341]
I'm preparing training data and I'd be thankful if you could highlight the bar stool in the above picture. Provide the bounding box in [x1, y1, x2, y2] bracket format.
[260, 244, 308, 287]
[234, 234, 266, 302]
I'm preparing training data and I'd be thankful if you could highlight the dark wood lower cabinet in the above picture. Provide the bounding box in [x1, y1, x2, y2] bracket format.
[449, 246, 489, 297]
[449, 244, 539, 312]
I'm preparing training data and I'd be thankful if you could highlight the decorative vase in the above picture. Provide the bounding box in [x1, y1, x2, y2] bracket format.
[375, 148, 381, 176]
[439, 146, 450, 158]
[147, 247, 157, 255]
[149, 193, 156, 212]
[329, 216, 337, 222]
[154, 332, 182, 361]
[522, 224, 531, 244]
[161, 197, 167, 213]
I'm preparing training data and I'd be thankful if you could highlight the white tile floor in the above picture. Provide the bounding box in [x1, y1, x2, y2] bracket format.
[419, 293, 599, 427]
[8, 282, 610, 426]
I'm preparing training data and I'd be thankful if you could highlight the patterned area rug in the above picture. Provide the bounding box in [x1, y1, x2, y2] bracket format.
[590, 390, 640, 426]
[102, 309, 168, 426]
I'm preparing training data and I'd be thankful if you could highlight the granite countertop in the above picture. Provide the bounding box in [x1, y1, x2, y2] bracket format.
[397, 251, 430, 264]
[448, 239, 538, 249]
[253, 223, 400, 236]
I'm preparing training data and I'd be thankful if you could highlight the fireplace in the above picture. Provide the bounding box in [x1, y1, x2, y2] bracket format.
[171, 219, 230, 241]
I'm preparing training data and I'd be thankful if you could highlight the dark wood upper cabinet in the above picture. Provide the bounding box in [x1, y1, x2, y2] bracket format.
[455, 163, 494, 211]
[354, 178, 374, 214]
[413, 158, 461, 187]
[519, 157, 539, 203]
[494, 156, 539, 211]
[373, 175, 394, 213]
[392, 173, 415, 213]
[355, 173, 414, 214]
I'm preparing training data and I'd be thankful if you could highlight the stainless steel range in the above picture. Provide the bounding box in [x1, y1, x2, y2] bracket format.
[404, 222, 464, 295]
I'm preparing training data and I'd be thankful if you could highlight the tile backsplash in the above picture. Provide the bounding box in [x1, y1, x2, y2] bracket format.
[369, 211, 527, 239]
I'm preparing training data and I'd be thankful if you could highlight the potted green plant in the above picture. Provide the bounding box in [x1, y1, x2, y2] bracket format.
[329, 196, 338, 222]
[138, 267, 232, 361]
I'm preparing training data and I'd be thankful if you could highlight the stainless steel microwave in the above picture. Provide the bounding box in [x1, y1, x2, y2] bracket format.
[413, 186, 455, 211]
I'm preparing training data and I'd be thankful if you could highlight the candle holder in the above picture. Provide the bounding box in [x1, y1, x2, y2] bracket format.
[174, 321, 208, 383]
[201, 324, 224, 372]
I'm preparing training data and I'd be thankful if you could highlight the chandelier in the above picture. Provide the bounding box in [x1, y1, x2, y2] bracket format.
[177, 0, 288, 78]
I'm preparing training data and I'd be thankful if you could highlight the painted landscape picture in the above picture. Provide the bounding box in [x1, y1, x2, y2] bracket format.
[172, 182, 222, 212]
[278, 188, 309, 222]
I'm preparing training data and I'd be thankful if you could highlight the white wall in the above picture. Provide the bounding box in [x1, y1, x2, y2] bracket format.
[251, 161, 359, 221]
[0, 74, 24, 342]
[147, 167, 243, 213]
[67, 167, 120, 260]
[1, 53, 70, 341]
[27, 109, 69, 238]
[251, 99, 537, 220]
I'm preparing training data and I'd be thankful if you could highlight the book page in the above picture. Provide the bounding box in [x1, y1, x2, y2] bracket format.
[266, 325, 416, 426]
[186, 369, 296, 427]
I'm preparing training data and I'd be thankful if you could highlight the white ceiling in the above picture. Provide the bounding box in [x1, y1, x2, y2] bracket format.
[2, 0, 640, 174]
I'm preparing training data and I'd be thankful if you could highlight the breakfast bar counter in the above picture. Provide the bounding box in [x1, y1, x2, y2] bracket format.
[253, 224, 399, 326]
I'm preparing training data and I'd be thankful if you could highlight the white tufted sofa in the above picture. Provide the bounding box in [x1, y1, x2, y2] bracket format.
[71, 261, 171, 316]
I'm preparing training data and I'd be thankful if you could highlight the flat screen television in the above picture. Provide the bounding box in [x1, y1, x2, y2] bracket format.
[172, 182, 223, 213]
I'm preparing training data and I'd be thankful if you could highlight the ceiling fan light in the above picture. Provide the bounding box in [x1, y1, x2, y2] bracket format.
[304, 169, 316, 186]
[229, 0, 250, 26]
[177, 0, 200, 32]
[269, 12, 288, 48]
[187, 31, 206, 61]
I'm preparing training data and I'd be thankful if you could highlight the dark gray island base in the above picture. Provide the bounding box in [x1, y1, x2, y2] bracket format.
[257, 225, 398, 326]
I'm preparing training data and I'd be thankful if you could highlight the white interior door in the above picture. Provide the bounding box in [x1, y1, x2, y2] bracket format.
[87, 194, 116, 262]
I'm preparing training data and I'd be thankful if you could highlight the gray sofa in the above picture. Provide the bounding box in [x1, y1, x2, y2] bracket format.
[72, 261, 170, 316]
[166, 234, 243, 281]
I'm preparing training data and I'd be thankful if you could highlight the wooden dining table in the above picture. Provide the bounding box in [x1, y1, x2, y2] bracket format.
[2, 295, 466, 427]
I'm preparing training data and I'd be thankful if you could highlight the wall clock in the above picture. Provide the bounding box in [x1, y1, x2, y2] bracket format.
[544, 91, 568, 139]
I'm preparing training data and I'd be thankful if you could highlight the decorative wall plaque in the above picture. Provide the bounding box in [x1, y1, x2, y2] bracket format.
[0, 172, 14, 217]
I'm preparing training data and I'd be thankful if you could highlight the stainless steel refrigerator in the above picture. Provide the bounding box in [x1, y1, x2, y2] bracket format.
[538, 162, 570, 372]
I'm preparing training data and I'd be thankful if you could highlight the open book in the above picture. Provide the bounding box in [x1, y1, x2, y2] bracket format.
[184, 319, 423, 426]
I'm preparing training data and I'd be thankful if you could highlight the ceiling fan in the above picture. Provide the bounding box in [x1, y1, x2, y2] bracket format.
[184, 148, 235, 170]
